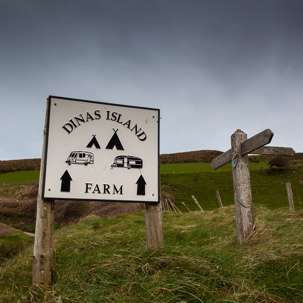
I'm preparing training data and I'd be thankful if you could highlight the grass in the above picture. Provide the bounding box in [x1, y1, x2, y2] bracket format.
[160, 161, 268, 174]
[161, 162, 303, 212]
[0, 170, 39, 185]
[0, 232, 34, 264]
[0, 160, 303, 301]
[0, 162, 302, 213]
[1, 206, 303, 302]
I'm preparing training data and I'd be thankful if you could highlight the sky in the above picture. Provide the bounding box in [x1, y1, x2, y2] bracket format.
[1, 0, 302, 160]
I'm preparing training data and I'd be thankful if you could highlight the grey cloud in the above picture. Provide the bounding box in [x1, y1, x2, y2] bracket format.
[0, 0, 302, 159]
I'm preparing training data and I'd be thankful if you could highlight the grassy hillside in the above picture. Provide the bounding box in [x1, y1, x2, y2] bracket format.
[0, 157, 303, 302]
[161, 161, 303, 212]
[0, 170, 39, 185]
[1, 206, 303, 302]
[0, 222, 33, 264]
[0, 161, 302, 234]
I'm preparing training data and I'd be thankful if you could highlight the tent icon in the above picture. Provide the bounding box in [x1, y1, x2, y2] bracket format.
[106, 129, 124, 150]
[86, 135, 101, 149]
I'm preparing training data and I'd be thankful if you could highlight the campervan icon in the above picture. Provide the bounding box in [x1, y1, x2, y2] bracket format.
[111, 155, 143, 169]
[66, 151, 94, 166]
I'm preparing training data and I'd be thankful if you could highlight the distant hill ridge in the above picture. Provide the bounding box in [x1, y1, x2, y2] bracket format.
[0, 151, 222, 173]
[160, 150, 223, 164]
[0, 158, 40, 173]
[1, 150, 303, 173]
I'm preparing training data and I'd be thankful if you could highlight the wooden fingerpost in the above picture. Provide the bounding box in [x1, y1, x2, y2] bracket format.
[215, 190, 223, 208]
[33, 101, 55, 287]
[212, 128, 293, 244]
[286, 182, 295, 212]
[145, 203, 163, 249]
[231, 130, 255, 245]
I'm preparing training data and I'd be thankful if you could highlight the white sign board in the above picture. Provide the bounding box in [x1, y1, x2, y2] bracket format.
[43, 96, 160, 203]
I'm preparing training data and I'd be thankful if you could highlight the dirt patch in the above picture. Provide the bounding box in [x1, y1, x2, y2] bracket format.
[88, 201, 144, 217]
[54, 200, 143, 226]
[0, 182, 144, 231]
[0, 222, 19, 236]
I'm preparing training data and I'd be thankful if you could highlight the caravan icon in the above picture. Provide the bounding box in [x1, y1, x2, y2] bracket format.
[66, 151, 94, 166]
[111, 155, 143, 169]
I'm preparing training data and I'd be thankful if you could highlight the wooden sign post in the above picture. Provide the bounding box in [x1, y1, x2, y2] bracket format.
[231, 130, 255, 244]
[145, 203, 163, 249]
[211, 129, 294, 244]
[32, 101, 54, 287]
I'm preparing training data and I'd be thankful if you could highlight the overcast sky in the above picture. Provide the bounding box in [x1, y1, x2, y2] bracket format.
[1, 0, 302, 160]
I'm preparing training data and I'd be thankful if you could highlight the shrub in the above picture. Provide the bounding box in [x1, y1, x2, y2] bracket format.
[268, 157, 291, 169]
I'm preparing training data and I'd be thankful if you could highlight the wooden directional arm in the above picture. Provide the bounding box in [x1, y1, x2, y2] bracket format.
[211, 129, 274, 170]
[211, 149, 232, 170]
[241, 129, 273, 156]
[250, 146, 295, 156]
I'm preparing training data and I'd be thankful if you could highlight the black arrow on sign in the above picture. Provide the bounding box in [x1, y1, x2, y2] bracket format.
[60, 170, 72, 192]
[136, 175, 146, 196]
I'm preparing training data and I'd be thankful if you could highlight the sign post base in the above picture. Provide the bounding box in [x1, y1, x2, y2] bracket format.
[145, 203, 163, 249]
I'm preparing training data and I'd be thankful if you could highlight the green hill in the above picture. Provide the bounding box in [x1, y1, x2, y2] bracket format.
[161, 161, 303, 212]
[0, 160, 303, 233]
[1, 206, 303, 302]
[0, 222, 33, 265]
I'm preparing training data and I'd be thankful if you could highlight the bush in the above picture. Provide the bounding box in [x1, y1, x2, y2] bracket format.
[0, 159, 40, 173]
[268, 157, 291, 169]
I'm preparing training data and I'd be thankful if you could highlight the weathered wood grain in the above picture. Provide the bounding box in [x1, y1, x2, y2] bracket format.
[211, 149, 232, 170]
[241, 129, 273, 156]
[250, 146, 295, 156]
[215, 190, 223, 208]
[231, 130, 255, 244]
[182, 201, 191, 212]
[145, 203, 164, 249]
[33, 100, 55, 287]
[169, 199, 182, 214]
[166, 198, 174, 212]
[286, 182, 295, 212]
[192, 195, 204, 212]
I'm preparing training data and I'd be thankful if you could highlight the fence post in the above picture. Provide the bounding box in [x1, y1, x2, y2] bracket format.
[165, 199, 175, 211]
[192, 195, 204, 212]
[231, 129, 255, 244]
[33, 100, 55, 287]
[161, 199, 167, 211]
[169, 198, 182, 214]
[182, 201, 191, 212]
[215, 190, 223, 208]
[145, 203, 164, 249]
[286, 182, 295, 212]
